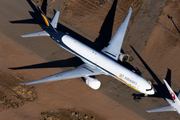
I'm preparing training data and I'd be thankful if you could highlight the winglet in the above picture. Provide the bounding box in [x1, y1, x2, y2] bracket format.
[129, 7, 132, 13]
[20, 83, 28, 85]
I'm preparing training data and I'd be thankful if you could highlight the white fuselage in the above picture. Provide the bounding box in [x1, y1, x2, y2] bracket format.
[57, 34, 154, 95]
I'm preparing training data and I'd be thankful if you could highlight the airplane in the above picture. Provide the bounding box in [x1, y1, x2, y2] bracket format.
[146, 79, 180, 114]
[20, 5, 154, 95]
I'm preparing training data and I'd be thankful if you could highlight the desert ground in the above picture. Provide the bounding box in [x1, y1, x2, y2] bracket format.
[0, 0, 180, 120]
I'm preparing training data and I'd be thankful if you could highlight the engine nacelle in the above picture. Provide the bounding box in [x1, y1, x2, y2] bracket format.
[119, 53, 129, 62]
[84, 77, 101, 90]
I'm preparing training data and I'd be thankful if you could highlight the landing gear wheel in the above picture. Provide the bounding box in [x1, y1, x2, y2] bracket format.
[144, 94, 148, 98]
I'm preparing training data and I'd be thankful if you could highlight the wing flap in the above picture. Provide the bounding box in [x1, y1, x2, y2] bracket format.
[101, 7, 132, 60]
[146, 105, 175, 113]
[21, 64, 104, 85]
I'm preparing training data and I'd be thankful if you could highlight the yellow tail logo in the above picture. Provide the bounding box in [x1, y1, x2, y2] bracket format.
[41, 14, 49, 26]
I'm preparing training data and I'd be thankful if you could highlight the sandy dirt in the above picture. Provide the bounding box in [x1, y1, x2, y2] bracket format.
[59, 0, 142, 40]
[1, 0, 180, 119]
[140, 0, 180, 88]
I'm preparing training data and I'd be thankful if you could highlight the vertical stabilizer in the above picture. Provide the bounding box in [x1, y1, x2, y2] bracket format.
[163, 79, 180, 103]
[37, 6, 57, 32]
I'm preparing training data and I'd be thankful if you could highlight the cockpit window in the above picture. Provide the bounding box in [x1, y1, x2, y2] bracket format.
[146, 87, 153, 91]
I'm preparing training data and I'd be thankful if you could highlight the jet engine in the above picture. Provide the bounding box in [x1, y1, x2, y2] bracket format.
[84, 76, 101, 90]
[119, 53, 129, 62]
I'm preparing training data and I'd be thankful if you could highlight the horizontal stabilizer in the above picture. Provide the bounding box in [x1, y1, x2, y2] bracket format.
[21, 30, 49, 37]
[51, 11, 60, 28]
[146, 105, 175, 113]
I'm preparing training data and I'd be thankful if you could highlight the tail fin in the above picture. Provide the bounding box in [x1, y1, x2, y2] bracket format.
[21, 6, 60, 38]
[163, 79, 179, 102]
[37, 6, 57, 32]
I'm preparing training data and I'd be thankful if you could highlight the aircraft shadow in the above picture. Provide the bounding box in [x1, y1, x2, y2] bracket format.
[130, 46, 173, 99]
[41, 0, 47, 15]
[9, 57, 83, 70]
[167, 15, 180, 34]
[93, 0, 117, 51]
[10, 0, 44, 25]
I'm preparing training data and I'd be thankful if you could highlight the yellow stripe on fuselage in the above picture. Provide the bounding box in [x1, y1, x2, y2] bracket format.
[113, 75, 140, 92]
[41, 14, 49, 26]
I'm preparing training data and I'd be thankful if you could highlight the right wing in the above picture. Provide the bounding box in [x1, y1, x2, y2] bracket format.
[101, 7, 132, 60]
[21, 63, 104, 85]
[146, 105, 175, 113]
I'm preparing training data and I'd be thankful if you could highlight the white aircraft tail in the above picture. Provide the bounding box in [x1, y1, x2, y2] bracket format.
[21, 6, 60, 38]
[163, 79, 180, 103]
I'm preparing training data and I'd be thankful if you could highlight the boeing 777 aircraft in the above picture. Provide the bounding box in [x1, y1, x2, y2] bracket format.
[20, 6, 154, 95]
[146, 79, 180, 114]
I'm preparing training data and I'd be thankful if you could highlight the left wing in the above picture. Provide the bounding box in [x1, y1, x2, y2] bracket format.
[146, 105, 175, 113]
[101, 7, 132, 60]
[21, 63, 104, 85]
